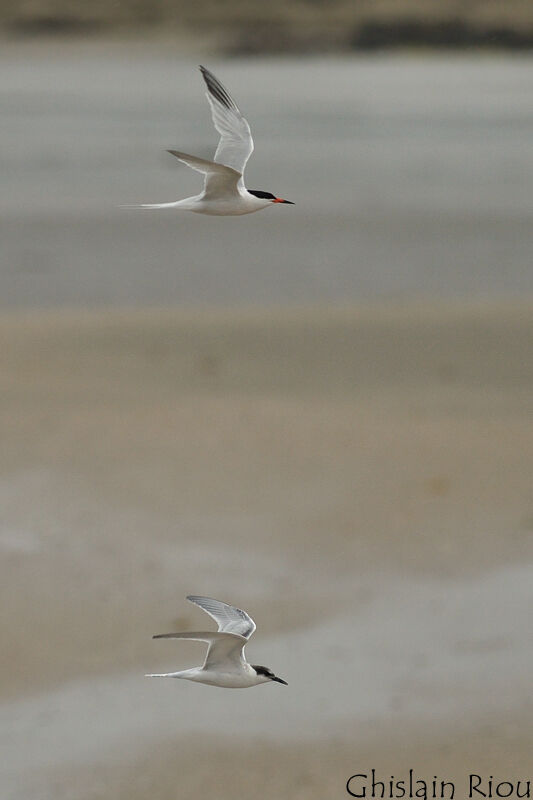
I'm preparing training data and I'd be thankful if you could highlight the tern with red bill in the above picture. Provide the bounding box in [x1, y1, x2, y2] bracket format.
[132, 66, 294, 215]
[146, 595, 288, 688]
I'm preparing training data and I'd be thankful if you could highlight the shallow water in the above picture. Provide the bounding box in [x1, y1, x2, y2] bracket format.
[1, 46, 533, 308]
[1, 48, 533, 799]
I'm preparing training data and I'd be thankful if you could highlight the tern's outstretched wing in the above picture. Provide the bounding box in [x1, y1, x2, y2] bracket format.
[199, 66, 254, 178]
[167, 150, 241, 199]
[187, 596, 256, 639]
[152, 630, 247, 669]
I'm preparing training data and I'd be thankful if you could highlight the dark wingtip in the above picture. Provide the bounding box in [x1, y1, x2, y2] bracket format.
[198, 65, 235, 111]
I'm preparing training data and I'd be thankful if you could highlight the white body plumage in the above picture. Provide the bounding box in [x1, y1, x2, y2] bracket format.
[130, 66, 293, 215]
[146, 595, 288, 689]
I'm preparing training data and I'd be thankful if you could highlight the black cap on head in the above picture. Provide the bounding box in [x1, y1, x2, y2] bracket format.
[248, 190, 276, 200]
[248, 190, 294, 204]
[252, 664, 274, 677]
[252, 664, 288, 685]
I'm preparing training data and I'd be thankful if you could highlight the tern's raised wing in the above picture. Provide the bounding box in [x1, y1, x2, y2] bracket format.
[152, 630, 247, 669]
[199, 66, 254, 178]
[187, 595, 257, 639]
[167, 150, 241, 199]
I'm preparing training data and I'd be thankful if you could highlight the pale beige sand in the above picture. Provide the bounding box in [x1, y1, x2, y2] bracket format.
[1, 302, 532, 798]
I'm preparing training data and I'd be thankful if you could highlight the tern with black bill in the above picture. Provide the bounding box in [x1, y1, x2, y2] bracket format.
[146, 596, 288, 689]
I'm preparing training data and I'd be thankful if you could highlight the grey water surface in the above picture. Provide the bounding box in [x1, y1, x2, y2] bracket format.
[1, 46, 532, 308]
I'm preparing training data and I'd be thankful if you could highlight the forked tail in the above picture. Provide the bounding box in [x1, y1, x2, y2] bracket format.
[145, 672, 182, 678]
[120, 202, 180, 210]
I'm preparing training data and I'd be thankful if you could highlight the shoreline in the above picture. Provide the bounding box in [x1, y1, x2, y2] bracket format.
[1, 300, 532, 797]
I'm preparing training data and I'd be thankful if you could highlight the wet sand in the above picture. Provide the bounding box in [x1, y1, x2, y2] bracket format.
[1, 302, 532, 798]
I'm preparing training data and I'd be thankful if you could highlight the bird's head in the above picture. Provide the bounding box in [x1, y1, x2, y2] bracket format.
[252, 664, 288, 685]
[248, 190, 294, 205]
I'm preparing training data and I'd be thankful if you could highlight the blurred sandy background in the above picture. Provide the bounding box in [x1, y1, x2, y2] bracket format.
[1, 4, 533, 799]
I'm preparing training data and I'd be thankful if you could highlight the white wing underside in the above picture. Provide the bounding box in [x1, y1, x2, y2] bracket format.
[200, 66, 254, 180]
[134, 67, 254, 208]
[152, 630, 247, 670]
[167, 150, 241, 199]
[187, 595, 257, 639]
[167, 69, 253, 197]
[208, 94, 253, 176]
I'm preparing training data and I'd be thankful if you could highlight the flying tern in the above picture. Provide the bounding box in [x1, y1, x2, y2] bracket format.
[146, 595, 288, 688]
[133, 66, 294, 215]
